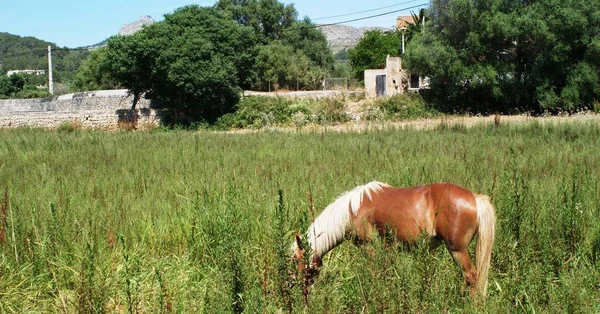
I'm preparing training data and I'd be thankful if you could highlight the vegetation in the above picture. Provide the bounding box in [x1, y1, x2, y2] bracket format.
[71, 48, 121, 92]
[348, 29, 402, 81]
[104, 5, 257, 122]
[366, 93, 440, 120]
[0, 122, 598, 312]
[76, 1, 334, 124]
[404, 0, 600, 114]
[4, 0, 599, 121]
[0, 32, 90, 90]
[0, 73, 51, 99]
[213, 93, 441, 130]
[215, 95, 356, 129]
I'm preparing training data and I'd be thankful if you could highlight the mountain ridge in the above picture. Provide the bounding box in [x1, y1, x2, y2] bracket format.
[80, 16, 389, 51]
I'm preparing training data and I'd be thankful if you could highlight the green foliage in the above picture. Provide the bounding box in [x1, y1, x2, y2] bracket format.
[335, 48, 349, 61]
[71, 48, 120, 92]
[214, 95, 355, 129]
[0, 76, 11, 98]
[370, 94, 440, 120]
[215, 1, 334, 92]
[405, 0, 600, 114]
[348, 30, 402, 81]
[0, 32, 89, 86]
[255, 42, 326, 91]
[215, 0, 297, 43]
[0, 123, 599, 312]
[215, 96, 312, 129]
[14, 85, 52, 99]
[0, 73, 51, 99]
[314, 98, 349, 124]
[104, 5, 257, 123]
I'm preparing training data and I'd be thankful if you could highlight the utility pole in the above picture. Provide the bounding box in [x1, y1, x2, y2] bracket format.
[48, 46, 54, 95]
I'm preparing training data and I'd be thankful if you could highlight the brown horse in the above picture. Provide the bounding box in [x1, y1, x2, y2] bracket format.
[292, 181, 496, 297]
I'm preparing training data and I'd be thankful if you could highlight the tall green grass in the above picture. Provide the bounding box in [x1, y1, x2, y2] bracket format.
[0, 121, 599, 312]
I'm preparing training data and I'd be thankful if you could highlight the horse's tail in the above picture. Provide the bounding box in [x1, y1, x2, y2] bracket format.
[475, 194, 496, 297]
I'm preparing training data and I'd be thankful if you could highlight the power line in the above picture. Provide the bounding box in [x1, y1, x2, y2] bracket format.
[1, 47, 89, 58]
[315, 3, 427, 28]
[311, 0, 424, 21]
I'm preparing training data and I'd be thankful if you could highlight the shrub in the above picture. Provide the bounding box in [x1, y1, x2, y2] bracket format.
[374, 94, 439, 120]
[215, 96, 312, 129]
[314, 98, 349, 124]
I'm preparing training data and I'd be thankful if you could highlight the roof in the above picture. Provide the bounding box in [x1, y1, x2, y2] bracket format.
[396, 15, 417, 29]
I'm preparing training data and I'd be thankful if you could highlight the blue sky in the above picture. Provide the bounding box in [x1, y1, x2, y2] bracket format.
[0, 0, 427, 48]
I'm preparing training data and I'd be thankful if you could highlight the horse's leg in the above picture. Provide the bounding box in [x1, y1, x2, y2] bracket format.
[442, 219, 479, 295]
[448, 248, 478, 296]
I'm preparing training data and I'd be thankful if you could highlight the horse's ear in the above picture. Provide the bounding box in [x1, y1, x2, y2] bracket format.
[295, 234, 303, 250]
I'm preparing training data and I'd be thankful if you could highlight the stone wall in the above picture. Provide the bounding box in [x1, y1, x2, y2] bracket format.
[0, 90, 162, 130]
[0, 89, 366, 130]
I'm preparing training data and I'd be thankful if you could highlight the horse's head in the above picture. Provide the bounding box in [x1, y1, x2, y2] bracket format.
[291, 234, 321, 285]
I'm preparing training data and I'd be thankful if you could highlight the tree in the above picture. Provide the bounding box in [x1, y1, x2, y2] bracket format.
[404, 0, 600, 113]
[72, 47, 121, 92]
[104, 5, 257, 122]
[215, 1, 334, 91]
[0, 73, 50, 99]
[0, 75, 13, 98]
[215, 0, 297, 42]
[348, 30, 402, 81]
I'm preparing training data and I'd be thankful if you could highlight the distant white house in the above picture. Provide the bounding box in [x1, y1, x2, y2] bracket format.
[7, 69, 45, 76]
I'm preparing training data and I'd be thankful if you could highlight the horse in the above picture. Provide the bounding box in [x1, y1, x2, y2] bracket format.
[291, 181, 496, 297]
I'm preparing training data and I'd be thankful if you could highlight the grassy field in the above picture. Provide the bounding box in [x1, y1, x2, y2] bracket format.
[0, 120, 599, 313]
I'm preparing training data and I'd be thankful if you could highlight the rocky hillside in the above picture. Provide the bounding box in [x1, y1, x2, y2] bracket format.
[319, 25, 390, 52]
[80, 16, 156, 49]
[83, 16, 385, 52]
[118, 15, 156, 36]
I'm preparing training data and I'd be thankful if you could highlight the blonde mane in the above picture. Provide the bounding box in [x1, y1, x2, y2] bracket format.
[299, 181, 389, 259]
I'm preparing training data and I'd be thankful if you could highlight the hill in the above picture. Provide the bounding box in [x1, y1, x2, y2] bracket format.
[0, 32, 89, 83]
[319, 25, 391, 52]
[79, 16, 387, 53]
[80, 16, 157, 50]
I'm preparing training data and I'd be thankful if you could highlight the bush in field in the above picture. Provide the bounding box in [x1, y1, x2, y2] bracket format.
[374, 94, 440, 120]
[314, 98, 350, 124]
[215, 96, 312, 129]
[215, 95, 356, 129]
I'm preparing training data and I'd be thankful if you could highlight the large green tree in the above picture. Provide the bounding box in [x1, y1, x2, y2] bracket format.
[215, 0, 297, 42]
[104, 5, 257, 122]
[72, 47, 121, 92]
[405, 0, 600, 113]
[215, 0, 334, 91]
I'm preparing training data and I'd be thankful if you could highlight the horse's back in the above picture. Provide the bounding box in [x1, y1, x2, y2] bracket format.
[353, 183, 479, 243]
